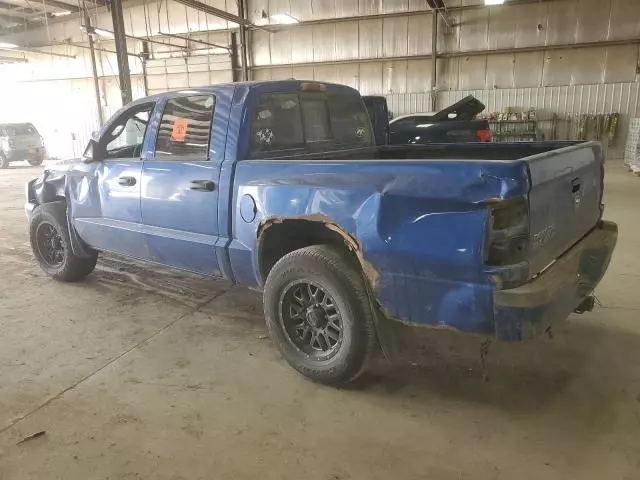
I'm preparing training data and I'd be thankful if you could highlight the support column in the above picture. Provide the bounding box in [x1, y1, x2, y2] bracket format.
[110, 0, 133, 105]
[230, 32, 241, 82]
[141, 41, 150, 96]
[431, 11, 438, 112]
[238, 0, 249, 81]
[84, 10, 104, 125]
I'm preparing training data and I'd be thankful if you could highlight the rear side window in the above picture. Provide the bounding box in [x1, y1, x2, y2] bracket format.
[252, 93, 304, 152]
[328, 94, 372, 145]
[155, 95, 215, 161]
[300, 97, 330, 142]
[391, 117, 416, 127]
[4, 123, 38, 135]
[250, 91, 372, 155]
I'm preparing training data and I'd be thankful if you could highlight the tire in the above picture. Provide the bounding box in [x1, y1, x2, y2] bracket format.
[0, 153, 8, 169]
[27, 157, 44, 166]
[263, 245, 377, 385]
[29, 203, 98, 282]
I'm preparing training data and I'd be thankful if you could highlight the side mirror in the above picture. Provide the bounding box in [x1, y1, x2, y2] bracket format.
[82, 139, 103, 163]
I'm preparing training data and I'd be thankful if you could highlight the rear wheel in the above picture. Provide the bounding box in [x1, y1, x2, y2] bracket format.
[263, 245, 377, 385]
[27, 157, 43, 166]
[29, 204, 98, 282]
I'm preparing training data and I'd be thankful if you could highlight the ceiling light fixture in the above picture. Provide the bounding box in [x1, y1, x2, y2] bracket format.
[52, 10, 72, 16]
[82, 25, 116, 38]
[269, 13, 299, 24]
[485, 0, 505, 4]
[0, 42, 19, 49]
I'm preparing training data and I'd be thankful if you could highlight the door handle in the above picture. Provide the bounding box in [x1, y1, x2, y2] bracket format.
[571, 178, 582, 193]
[189, 180, 215, 192]
[118, 176, 137, 187]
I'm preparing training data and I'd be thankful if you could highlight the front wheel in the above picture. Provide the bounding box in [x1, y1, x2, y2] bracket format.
[263, 245, 377, 385]
[0, 153, 8, 169]
[29, 204, 98, 282]
[27, 156, 44, 166]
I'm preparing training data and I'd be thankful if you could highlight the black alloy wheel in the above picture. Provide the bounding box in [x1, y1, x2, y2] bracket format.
[280, 280, 343, 359]
[35, 221, 65, 267]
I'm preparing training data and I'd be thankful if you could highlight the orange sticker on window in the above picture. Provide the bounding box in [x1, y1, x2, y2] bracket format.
[170, 118, 188, 142]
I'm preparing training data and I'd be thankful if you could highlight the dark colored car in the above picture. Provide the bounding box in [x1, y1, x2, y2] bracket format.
[363, 95, 390, 146]
[364, 95, 492, 146]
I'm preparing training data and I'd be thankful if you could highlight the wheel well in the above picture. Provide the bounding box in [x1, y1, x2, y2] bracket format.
[258, 219, 361, 283]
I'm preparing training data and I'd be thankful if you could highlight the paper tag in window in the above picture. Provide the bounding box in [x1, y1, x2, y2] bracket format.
[171, 118, 188, 142]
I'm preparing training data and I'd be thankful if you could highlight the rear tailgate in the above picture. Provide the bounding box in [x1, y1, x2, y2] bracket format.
[526, 142, 604, 276]
[13, 133, 41, 150]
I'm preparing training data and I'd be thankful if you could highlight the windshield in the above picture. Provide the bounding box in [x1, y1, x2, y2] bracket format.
[2, 123, 38, 136]
[250, 91, 372, 156]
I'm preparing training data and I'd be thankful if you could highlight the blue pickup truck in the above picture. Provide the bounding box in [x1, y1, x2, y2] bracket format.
[26, 80, 617, 385]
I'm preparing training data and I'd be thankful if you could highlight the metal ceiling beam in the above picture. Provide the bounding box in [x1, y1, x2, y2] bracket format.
[39, 0, 80, 12]
[231, 0, 561, 32]
[0, 54, 26, 61]
[172, 0, 271, 32]
[0, 1, 41, 14]
[49, 40, 144, 57]
[425, 0, 451, 29]
[0, 7, 34, 20]
[83, 25, 194, 52]
[157, 31, 230, 51]
[0, 44, 75, 57]
[252, 36, 640, 70]
[0, 12, 23, 23]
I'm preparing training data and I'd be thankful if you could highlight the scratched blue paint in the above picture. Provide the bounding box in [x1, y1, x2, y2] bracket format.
[26, 80, 617, 342]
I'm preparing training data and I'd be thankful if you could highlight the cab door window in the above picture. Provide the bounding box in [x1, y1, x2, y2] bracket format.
[103, 103, 154, 160]
[154, 95, 215, 161]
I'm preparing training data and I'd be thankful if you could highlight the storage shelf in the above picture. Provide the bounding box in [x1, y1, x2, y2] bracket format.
[488, 120, 537, 124]
[493, 132, 537, 136]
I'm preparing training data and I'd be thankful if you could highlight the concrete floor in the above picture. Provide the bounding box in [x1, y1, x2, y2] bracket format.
[0, 160, 639, 480]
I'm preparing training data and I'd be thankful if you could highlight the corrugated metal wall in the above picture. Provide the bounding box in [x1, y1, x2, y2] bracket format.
[0, 76, 146, 160]
[250, 0, 640, 89]
[248, 0, 640, 157]
[386, 83, 640, 157]
[0, 0, 638, 159]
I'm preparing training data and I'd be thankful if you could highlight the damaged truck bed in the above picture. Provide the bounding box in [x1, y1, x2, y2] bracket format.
[26, 80, 617, 385]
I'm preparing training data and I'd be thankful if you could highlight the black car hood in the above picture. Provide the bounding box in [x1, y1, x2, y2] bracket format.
[431, 95, 485, 121]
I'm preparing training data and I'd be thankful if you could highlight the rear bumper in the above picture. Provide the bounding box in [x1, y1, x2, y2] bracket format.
[6, 147, 45, 161]
[493, 221, 618, 340]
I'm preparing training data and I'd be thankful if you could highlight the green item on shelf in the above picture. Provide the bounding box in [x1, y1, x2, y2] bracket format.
[607, 113, 620, 143]
[578, 114, 588, 140]
[595, 114, 606, 141]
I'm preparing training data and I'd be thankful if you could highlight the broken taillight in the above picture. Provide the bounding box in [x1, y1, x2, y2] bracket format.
[486, 198, 529, 266]
[476, 129, 492, 142]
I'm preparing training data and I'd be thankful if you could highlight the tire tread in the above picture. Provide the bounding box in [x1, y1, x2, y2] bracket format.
[264, 244, 376, 385]
[29, 203, 98, 282]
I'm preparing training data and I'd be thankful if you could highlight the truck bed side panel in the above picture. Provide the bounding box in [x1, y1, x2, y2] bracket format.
[230, 159, 528, 333]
